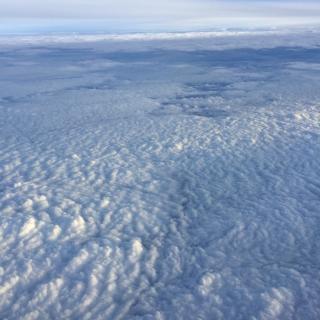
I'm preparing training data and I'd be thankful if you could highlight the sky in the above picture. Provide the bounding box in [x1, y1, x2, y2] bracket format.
[0, 0, 320, 34]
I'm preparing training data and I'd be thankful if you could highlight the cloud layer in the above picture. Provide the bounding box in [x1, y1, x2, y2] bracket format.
[0, 1, 319, 33]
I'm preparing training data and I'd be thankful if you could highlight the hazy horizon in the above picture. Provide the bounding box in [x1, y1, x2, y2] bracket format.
[0, 0, 320, 34]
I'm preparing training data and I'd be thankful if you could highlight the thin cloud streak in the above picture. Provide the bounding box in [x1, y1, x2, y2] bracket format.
[0, 0, 319, 32]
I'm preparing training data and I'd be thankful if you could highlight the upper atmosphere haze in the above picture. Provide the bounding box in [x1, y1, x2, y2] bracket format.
[0, 0, 319, 34]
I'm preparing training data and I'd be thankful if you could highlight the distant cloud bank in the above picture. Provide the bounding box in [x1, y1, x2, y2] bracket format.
[0, 0, 319, 33]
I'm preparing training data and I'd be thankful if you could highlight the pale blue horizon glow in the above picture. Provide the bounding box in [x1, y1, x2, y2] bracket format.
[0, 0, 319, 34]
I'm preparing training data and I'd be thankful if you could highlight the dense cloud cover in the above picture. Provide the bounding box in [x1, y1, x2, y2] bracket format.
[0, 30, 320, 319]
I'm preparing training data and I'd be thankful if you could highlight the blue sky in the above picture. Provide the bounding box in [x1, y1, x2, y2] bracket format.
[0, 0, 319, 34]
